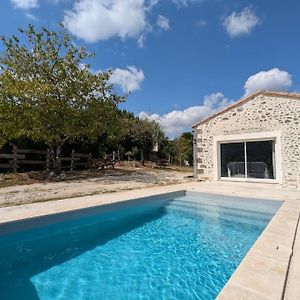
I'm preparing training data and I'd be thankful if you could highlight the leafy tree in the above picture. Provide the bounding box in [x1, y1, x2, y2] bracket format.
[122, 116, 163, 164]
[0, 24, 123, 173]
[125, 150, 134, 161]
[158, 138, 176, 163]
[173, 132, 193, 166]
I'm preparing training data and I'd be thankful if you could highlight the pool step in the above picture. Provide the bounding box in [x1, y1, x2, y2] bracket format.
[175, 195, 281, 215]
[167, 201, 270, 227]
[170, 199, 273, 220]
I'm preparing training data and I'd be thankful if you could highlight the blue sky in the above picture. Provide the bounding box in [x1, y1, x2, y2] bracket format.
[1, 0, 300, 136]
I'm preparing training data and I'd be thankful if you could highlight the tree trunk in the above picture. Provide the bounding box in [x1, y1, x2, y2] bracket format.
[55, 146, 62, 175]
[49, 145, 56, 173]
[141, 150, 145, 165]
[48, 144, 62, 175]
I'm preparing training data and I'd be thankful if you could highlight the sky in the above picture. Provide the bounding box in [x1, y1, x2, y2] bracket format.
[0, 0, 300, 137]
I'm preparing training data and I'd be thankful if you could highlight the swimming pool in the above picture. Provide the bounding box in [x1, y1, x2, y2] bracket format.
[0, 191, 282, 300]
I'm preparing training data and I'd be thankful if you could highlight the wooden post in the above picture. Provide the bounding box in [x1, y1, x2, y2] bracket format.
[51, 148, 55, 172]
[46, 148, 50, 171]
[71, 149, 75, 171]
[87, 153, 92, 169]
[12, 144, 18, 172]
[56, 146, 61, 174]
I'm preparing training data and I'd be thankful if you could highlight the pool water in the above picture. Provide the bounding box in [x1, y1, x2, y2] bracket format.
[0, 192, 282, 300]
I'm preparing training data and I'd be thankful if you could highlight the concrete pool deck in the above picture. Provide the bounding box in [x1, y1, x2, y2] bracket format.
[0, 181, 299, 299]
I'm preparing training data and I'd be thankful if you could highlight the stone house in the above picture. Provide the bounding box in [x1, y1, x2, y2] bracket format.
[192, 91, 300, 189]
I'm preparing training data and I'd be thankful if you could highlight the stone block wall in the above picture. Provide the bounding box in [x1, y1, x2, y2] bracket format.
[194, 93, 300, 189]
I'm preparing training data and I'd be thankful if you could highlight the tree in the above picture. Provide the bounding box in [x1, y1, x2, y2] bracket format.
[158, 137, 176, 163]
[0, 24, 123, 173]
[174, 132, 193, 166]
[123, 116, 163, 165]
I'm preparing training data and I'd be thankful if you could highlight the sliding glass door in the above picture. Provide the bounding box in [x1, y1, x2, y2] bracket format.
[221, 142, 245, 178]
[246, 141, 275, 179]
[220, 140, 275, 180]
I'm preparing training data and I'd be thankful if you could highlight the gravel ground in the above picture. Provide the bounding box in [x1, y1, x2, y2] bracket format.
[0, 167, 194, 207]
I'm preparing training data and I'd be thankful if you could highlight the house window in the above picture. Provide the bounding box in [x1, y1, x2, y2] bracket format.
[220, 140, 275, 179]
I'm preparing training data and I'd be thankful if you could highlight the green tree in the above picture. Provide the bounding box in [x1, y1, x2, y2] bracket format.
[174, 132, 193, 166]
[0, 24, 123, 173]
[158, 138, 176, 164]
[122, 116, 162, 164]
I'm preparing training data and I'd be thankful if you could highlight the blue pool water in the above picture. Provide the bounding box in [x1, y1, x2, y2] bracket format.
[0, 192, 282, 300]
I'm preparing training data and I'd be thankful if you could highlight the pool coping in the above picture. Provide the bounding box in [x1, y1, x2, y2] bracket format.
[216, 198, 300, 300]
[0, 184, 190, 229]
[0, 182, 299, 299]
[0, 190, 186, 236]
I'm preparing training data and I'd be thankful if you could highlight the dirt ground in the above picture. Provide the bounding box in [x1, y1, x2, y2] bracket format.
[0, 163, 194, 207]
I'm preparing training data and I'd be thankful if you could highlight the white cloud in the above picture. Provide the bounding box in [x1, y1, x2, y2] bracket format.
[244, 68, 293, 96]
[172, 0, 202, 8]
[139, 92, 232, 137]
[223, 7, 259, 38]
[11, 0, 38, 9]
[110, 66, 145, 93]
[157, 15, 170, 31]
[139, 67, 294, 137]
[146, 0, 159, 10]
[63, 0, 154, 44]
[25, 12, 38, 20]
[49, 0, 68, 3]
[197, 19, 207, 27]
[137, 34, 146, 48]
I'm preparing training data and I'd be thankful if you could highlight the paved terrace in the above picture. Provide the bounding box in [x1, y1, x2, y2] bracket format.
[0, 181, 299, 299]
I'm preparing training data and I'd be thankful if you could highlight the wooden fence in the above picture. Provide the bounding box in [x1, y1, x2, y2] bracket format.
[0, 145, 92, 172]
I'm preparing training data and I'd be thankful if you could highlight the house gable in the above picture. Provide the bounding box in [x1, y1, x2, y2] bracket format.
[192, 91, 300, 129]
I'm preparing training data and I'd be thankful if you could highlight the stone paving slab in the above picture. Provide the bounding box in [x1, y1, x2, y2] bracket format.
[217, 197, 300, 300]
[0, 183, 190, 225]
[284, 209, 300, 300]
[1, 181, 298, 226]
[216, 282, 273, 300]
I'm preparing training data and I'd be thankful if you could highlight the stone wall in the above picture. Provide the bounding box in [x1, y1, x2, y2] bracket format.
[194, 94, 300, 189]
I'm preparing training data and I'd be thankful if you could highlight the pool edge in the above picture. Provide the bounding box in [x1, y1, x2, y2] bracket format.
[216, 199, 300, 300]
[0, 189, 186, 235]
